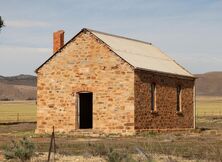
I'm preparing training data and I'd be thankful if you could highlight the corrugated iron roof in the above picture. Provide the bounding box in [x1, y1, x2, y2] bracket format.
[88, 29, 193, 77]
[36, 28, 194, 78]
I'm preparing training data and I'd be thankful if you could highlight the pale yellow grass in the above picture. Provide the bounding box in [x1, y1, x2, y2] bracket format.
[196, 96, 222, 116]
[0, 100, 36, 122]
[0, 96, 221, 122]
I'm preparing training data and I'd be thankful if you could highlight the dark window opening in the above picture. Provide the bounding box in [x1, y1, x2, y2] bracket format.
[79, 92, 93, 129]
[151, 83, 156, 111]
[176, 86, 182, 112]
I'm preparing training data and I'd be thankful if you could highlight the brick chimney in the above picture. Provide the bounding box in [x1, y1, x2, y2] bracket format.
[53, 30, 64, 53]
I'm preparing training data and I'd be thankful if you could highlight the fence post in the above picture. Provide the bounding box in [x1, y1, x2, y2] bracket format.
[48, 126, 55, 162]
[17, 113, 19, 122]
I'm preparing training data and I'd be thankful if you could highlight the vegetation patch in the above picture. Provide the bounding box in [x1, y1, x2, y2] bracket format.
[3, 137, 36, 162]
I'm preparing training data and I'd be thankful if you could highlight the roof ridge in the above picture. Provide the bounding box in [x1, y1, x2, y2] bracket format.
[36, 28, 194, 78]
[85, 28, 152, 45]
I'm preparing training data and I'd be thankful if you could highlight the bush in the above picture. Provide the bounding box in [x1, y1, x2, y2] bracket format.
[88, 143, 135, 162]
[106, 147, 136, 162]
[88, 143, 107, 156]
[3, 137, 36, 162]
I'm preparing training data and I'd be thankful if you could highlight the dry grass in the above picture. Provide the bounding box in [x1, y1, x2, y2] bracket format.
[0, 96, 221, 122]
[0, 101, 36, 122]
[0, 115, 222, 162]
[196, 96, 222, 116]
[0, 97, 221, 161]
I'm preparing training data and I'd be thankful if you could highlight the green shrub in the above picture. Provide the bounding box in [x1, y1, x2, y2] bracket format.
[88, 143, 135, 162]
[88, 143, 107, 156]
[3, 137, 36, 162]
[106, 147, 136, 162]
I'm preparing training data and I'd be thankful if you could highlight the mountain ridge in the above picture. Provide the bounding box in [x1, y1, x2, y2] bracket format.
[0, 72, 221, 100]
[195, 71, 222, 96]
[0, 74, 36, 100]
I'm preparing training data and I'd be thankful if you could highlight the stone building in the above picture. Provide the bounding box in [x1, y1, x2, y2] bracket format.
[35, 28, 196, 135]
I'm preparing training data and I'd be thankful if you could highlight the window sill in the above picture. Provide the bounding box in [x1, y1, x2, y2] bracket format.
[176, 111, 183, 115]
[150, 110, 158, 114]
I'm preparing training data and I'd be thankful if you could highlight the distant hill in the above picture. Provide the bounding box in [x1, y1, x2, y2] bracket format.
[0, 71, 221, 100]
[0, 74, 36, 100]
[195, 71, 222, 96]
[0, 74, 36, 86]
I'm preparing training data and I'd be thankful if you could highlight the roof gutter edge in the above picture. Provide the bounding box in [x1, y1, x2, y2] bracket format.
[135, 67, 196, 80]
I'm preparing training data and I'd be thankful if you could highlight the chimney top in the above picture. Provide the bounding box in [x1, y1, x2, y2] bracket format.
[53, 30, 65, 53]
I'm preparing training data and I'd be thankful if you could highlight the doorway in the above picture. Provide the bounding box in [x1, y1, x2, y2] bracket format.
[78, 92, 93, 129]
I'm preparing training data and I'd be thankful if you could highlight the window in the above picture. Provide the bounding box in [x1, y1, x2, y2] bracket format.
[151, 83, 156, 111]
[176, 85, 182, 112]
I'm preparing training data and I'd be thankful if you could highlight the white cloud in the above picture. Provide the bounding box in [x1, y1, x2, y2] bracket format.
[6, 20, 51, 28]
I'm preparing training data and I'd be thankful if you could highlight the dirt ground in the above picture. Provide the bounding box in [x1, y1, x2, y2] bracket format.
[0, 116, 222, 162]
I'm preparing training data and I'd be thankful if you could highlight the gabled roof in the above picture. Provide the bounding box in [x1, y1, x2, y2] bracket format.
[88, 29, 193, 78]
[36, 28, 194, 78]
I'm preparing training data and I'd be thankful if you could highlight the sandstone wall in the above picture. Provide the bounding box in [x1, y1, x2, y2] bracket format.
[36, 30, 135, 135]
[134, 69, 195, 131]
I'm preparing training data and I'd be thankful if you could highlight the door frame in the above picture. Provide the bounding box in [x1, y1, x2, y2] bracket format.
[76, 91, 93, 129]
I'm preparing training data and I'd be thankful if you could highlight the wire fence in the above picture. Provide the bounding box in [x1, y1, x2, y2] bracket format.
[0, 111, 221, 123]
[196, 111, 222, 117]
[0, 112, 36, 123]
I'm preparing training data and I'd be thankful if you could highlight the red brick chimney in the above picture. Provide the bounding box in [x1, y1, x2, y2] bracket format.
[53, 30, 64, 53]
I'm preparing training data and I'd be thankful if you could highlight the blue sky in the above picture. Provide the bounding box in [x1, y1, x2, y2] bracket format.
[0, 0, 222, 76]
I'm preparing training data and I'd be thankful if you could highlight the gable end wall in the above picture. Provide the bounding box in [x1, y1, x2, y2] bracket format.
[36, 31, 135, 135]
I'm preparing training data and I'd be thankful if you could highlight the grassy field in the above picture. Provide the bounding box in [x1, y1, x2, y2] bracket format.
[0, 117, 221, 161]
[196, 96, 222, 116]
[0, 97, 221, 161]
[0, 100, 36, 122]
[0, 96, 221, 122]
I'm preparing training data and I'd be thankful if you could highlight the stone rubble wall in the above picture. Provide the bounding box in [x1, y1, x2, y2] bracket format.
[134, 69, 195, 131]
[36, 29, 195, 136]
[36, 30, 135, 135]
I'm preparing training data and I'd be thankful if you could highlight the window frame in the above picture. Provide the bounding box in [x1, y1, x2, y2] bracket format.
[150, 82, 156, 112]
[176, 85, 182, 112]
